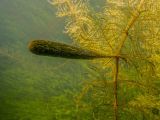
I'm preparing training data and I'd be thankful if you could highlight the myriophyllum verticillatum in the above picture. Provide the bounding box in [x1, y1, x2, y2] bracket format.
[28, 40, 112, 59]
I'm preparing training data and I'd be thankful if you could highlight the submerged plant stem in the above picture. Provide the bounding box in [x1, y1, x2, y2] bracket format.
[113, 1, 144, 118]
[113, 57, 119, 120]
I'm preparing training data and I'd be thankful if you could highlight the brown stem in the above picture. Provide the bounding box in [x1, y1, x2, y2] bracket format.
[112, 1, 144, 118]
[113, 57, 119, 120]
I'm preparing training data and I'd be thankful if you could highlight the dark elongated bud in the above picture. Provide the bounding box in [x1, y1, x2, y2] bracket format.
[28, 40, 108, 59]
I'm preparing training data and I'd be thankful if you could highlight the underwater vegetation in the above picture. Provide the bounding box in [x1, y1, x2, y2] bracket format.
[28, 40, 110, 59]
[27, 0, 160, 120]
[0, 0, 160, 120]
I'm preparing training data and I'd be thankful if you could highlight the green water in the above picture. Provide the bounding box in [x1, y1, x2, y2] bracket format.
[0, 1, 159, 120]
[0, 0, 87, 119]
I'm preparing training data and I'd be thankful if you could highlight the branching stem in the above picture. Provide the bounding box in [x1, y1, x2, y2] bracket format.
[113, 1, 144, 119]
[116, 0, 144, 55]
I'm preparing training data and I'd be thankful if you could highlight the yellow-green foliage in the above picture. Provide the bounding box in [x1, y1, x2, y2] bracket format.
[49, 0, 160, 67]
[48, 0, 160, 119]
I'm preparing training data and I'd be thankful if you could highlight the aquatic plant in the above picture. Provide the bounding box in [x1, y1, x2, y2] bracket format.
[28, 0, 160, 120]
[28, 40, 114, 59]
